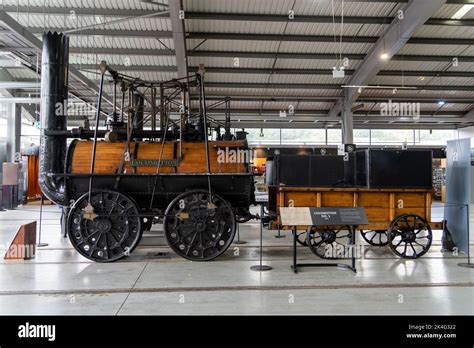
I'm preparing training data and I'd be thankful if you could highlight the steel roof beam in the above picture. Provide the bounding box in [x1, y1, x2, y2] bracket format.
[192, 95, 472, 104]
[185, 12, 473, 26]
[64, 113, 469, 123]
[70, 47, 175, 56]
[73, 64, 474, 78]
[188, 50, 474, 62]
[76, 64, 177, 72]
[328, 0, 448, 118]
[202, 109, 467, 118]
[202, 82, 473, 91]
[187, 32, 473, 45]
[0, 6, 169, 17]
[64, 49, 474, 63]
[230, 122, 457, 130]
[3, 5, 471, 26]
[27, 27, 173, 38]
[192, 67, 474, 78]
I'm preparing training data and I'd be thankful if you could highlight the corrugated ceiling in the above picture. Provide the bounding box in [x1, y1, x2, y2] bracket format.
[0, 0, 471, 128]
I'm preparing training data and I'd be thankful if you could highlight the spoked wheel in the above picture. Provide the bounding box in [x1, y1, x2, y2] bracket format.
[235, 208, 254, 223]
[67, 190, 143, 262]
[388, 214, 432, 259]
[360, 230, 388, 246]
[306, 225, 352, 259]
[296, 230, 308, 246]
[163, 190, 236, 261]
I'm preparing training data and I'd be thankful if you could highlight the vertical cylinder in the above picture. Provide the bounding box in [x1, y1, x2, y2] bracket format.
[39, 32, 69, 205]
[133, 93, 144, 131]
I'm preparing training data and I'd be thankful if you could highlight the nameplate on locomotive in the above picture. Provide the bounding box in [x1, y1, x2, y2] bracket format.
[130, 159, 181, 167]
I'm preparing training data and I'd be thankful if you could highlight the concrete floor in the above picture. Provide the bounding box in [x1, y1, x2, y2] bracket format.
[0, 203, 473, 315]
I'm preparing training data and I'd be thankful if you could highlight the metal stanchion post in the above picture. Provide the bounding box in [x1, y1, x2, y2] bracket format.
[250, 203, 272, 272]
[37, 194, 49, 247]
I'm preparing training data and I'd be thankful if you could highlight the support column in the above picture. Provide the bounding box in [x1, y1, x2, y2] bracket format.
[6, 103, 21, 162]
[341, 96, 353, 145]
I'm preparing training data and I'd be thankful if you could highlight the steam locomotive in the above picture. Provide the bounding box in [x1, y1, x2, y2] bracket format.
[39, 32, 255, 262]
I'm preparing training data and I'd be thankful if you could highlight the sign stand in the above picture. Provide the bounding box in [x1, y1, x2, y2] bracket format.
[291, 225, 356, 274]
[250, 203, 272, 272]
[37, 194, 49, 247]
[280, 207, 368, 274]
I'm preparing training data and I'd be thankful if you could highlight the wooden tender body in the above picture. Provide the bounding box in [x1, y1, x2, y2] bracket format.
[273, 187, 442, 231]
[269, 186, 441, 259]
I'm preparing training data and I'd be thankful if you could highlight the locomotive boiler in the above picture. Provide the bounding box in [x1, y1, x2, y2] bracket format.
[39, 32, 255, 262]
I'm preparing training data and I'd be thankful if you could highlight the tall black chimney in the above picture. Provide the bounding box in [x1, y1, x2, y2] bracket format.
[39, 32, 69, 205]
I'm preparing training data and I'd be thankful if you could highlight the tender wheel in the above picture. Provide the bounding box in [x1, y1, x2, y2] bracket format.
[306, 226, 352, 259]
[360, 230, 388, 246]
[296, 230, 308, 246]
[388, 214, 432, 259]
[235, 208, 254, 223]
[67, 190, 143, 262]
[163, 190, 236, 261]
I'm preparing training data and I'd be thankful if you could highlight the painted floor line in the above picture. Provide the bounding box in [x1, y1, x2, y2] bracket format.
[0, 282, 472, 297]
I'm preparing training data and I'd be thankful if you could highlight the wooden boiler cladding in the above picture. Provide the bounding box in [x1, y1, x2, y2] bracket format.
[69, 140, 248, 174]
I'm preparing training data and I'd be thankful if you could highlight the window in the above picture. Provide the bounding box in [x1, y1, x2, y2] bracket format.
[281, 129, 326, 145]
[246, 128, 280, 145]
[0, 117, 7, 138]
[354, 129, 370, 145]
[415, 130, 456, 146]
[370, 129, 414, 145]
[327, 129, 342, 144]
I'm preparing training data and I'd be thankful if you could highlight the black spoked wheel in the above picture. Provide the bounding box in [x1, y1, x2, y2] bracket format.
[163, 190, 236, 261]
[360, 230, 388, 246]
[235, 208, 254, 223]
[306, 225, 352, 259]
[67, 190, 143, 262]
[296, 230, 308, 246]
[388, 214, 432, 259]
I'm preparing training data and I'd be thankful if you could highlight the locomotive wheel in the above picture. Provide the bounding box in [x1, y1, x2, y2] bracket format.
[306, 226, 352, 259]
[67, 190, 143, 262]
[360, 230, 388, 246]
[387, 214, 432, 259]
[163, 190, 236, 261]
